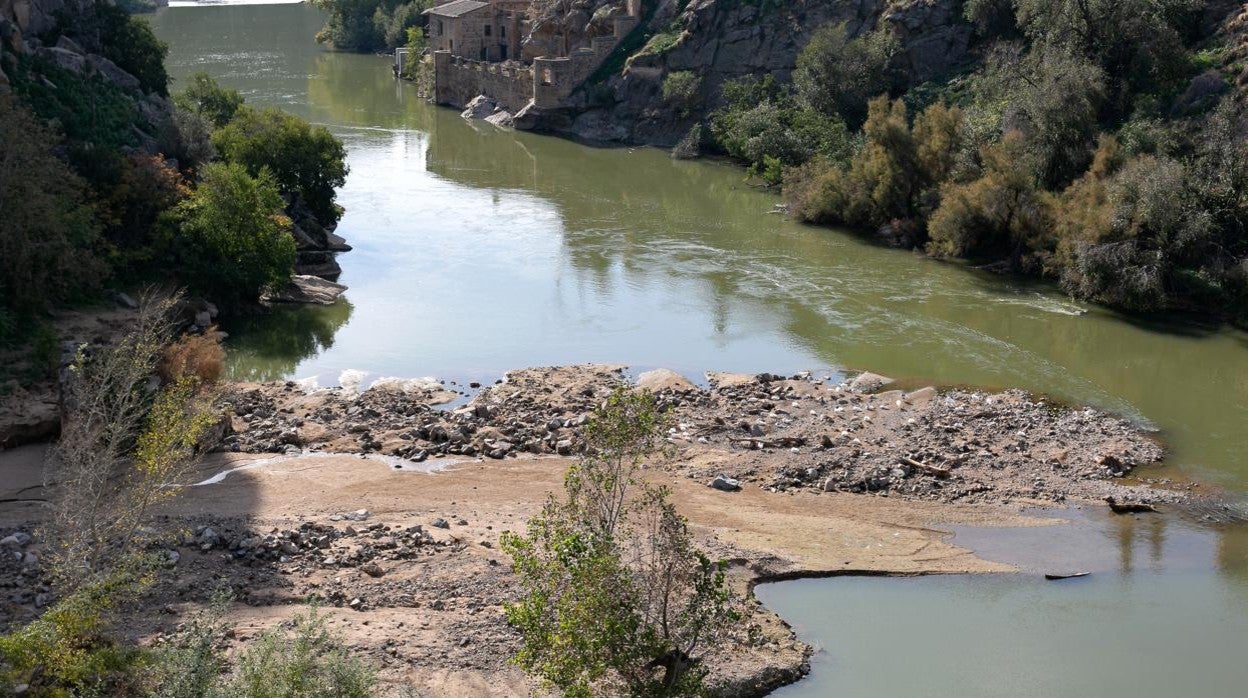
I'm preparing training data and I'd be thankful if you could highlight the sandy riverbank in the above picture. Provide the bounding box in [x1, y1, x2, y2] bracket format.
[0, 364, 1190, 695]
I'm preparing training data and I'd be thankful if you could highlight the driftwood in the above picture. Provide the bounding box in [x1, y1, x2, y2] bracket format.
[1044, 572, 1091, 580]
[728, 436, 807, 449]
[1105, 496, 1158, 514]
[902, 456, 951, 479]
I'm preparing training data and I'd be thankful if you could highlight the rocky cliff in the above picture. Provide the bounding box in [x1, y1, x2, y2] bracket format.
[530, 0, 974, 145]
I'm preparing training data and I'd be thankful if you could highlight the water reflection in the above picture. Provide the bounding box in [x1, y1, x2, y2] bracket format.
[222, 298, 353, 382]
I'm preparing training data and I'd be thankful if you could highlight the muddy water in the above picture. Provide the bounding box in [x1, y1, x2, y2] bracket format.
[151, 3, 1248, 695]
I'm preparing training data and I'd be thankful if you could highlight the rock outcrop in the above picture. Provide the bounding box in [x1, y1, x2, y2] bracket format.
[264, 275, 349, 306]
[531, 0, 974, 146]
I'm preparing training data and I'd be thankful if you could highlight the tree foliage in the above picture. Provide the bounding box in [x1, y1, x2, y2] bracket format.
[311, 0, 432, 51]
[173, 162, 297, 303]
[927, 130, 1049, 269]
[793, 22, 901, 128]
[0, 98, 105, 325]
[501, 388, 737, 696]
[212, 107, 349, 226]
[175, 72, 244, 128]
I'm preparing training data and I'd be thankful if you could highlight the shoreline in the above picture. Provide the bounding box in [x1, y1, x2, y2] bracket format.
[1, 362, 1210, 695]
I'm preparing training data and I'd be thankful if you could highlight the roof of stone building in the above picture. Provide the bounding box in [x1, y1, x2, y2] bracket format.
[423, 0, 489, 17]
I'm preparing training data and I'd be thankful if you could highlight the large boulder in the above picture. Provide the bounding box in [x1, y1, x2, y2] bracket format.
[264, 275, 348, 305]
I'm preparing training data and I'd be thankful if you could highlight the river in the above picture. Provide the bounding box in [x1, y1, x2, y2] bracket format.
[150, 3, 1248, 695]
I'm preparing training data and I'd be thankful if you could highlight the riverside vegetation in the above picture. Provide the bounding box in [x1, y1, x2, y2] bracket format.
[0, 1, 347, 358]
[703, 0, 1248, 323]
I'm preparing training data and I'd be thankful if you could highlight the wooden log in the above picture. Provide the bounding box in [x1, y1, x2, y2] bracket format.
[902, 456, 951, 479]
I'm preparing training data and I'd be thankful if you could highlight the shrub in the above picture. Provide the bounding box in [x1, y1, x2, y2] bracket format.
[0, 566, 150, 696]
[661, 70, 702, 115]
[223, 607, 377, 697]
[43, 295, 221, 588]
[160, 331, 227, 384]
[11, 58, 141, 149]
[72, 2, 170, 95]
[501, 388, 737, 696]
[213, 107, 349, 226]
[175, 72, 244, 128]
[927, 130, 1049, 269]
[0, 98, 105, 320]
[793, 22, 901, 127]
[172, 162, 297, 303]
[710, 76, 852, 182]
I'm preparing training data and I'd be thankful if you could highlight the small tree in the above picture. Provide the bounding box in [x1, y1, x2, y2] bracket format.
[173, 162, 297, 303]
[42, 294, 222, 590]
[502, 388, 737, 697]
[793, 22, 901, 128]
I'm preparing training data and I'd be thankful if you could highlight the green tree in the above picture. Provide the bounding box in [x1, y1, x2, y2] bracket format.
[501, 389, 737, 697]
[1013, 0, 1197, 106]
[174, 72, 244, 128]
[212, 107, 349, 226]
[172, 162, 296, 302]
[0, 98, 104, 327]
[977, 44, 1106, 187]
[793, 22, 901, 127]
[80, 1, 171, 96]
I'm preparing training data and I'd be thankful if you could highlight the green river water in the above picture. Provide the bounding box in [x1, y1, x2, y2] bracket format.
[152, 4, 1248, 694]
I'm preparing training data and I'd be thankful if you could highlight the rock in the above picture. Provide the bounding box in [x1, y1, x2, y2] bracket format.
[485, 109, 515, 128]
[904, 386, 938, 406]
[461, 95, 500, 120]
[346, 509, 371, 521]
[555, 439, 574, 455]
[432, 517, 450, 529]
[54, 34, 81, 53]
[709, 474, 741, 492]
[850, 372, 893, 393]
[264, 275, 348, 305]
[636, 368, 696, 393]
[0, 532, 32, 548]
[361, 563, 385, 578]
[194, 310, 212, 328]
[85, 53, 140, 91]
[35, 45, 85, 74]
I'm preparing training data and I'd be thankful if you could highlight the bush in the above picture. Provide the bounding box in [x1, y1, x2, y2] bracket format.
[661, 70, 702, 116]
[710, 76, 852, 183]
[0, 98, 105, 320]
[213, 107, 349, 226]
[11, 58, 141, 149]
[223, 607, 377, 697]
[927, 130, 1049, 269]
[175, 72, 244, 128]
[501, 388, 737, 696]
[160, 331, 227, 384]
[0, 567, 150, 696]
[793, 22, 901, 127]
[173, 162, 297, 303]
[72, 2, 170, 96]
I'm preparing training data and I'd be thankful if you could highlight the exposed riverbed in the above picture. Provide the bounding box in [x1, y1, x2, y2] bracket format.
[150, 3, 1248, 695]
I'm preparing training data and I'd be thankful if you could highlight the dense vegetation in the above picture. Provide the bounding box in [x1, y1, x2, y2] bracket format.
[0, 3, 347, 348]
[310, 0, 432, 52]
[707, 1, 1248, 323]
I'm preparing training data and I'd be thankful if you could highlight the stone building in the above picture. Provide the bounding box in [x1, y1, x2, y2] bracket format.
[424, 0, 524, 63]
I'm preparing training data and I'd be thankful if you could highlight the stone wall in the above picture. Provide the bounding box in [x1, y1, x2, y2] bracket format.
[433, 51, 534, 112]
[432, 6, 641, 114]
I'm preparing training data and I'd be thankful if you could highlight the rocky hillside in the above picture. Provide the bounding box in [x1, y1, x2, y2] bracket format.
[547, 0, 975, 145]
